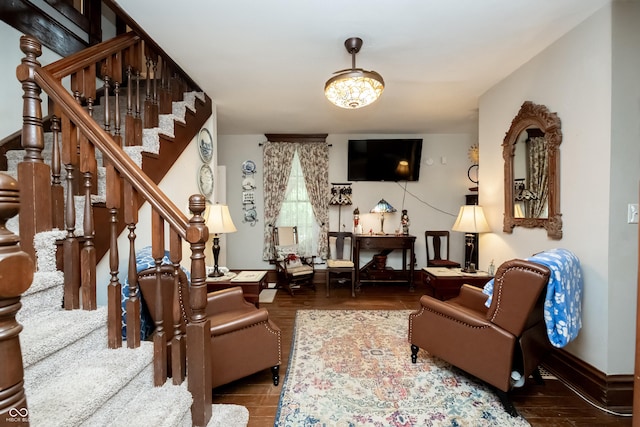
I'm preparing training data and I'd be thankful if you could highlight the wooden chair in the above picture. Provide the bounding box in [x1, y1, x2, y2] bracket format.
[326, 231, 355, 297]
[425, 230, 461, 268]
[272, 226, 315, 295]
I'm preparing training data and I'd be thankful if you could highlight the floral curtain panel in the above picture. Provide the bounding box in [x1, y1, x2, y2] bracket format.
[527, 136, 549, 218]
[262, 141, 330, 260]
[262, 142, 296, 260]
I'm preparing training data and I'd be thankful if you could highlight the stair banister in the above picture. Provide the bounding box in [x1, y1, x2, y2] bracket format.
[20, 45, 189, 237]
[17, 33, 213, 427]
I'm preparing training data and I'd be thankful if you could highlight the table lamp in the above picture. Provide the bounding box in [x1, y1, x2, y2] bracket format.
[206, 203, 237, 277]
[451, 205, 491, 273]
[370, 199, 396, 234]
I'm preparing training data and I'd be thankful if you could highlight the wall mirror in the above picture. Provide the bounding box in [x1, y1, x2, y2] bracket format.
[503, 101, 562, 239]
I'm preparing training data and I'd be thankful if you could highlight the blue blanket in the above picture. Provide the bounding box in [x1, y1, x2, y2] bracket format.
[482, 248, 583, 348]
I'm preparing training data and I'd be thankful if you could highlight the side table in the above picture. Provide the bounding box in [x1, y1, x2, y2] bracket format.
[206, 270, 268, 307]
[422, 267, 493, 300]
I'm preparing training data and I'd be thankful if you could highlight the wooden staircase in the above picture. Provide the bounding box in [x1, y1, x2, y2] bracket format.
[0, 5, 219, 426]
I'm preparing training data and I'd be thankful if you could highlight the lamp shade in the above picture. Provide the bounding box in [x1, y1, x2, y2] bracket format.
[206, 204, 237, 234]
[452, 205, 491, 234]
[370, 199, 396, 214]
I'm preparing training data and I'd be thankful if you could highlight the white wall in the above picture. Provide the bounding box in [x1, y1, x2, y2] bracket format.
[0, 24, 61, 138]
[218, 133, 478, 272]
[480, 3, 639, 375]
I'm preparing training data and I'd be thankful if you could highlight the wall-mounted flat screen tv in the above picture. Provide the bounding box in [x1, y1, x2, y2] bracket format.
[348, 139, 423, 181]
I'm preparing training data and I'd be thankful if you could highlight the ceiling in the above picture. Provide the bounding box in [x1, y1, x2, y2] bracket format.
[116, 0, 611, 136]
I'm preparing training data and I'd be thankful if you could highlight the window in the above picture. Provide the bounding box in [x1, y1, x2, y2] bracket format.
[276, 151, 319, 256]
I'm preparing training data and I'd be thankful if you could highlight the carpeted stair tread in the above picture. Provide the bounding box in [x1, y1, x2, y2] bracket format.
[17, 271, 64, 322]
[26, 341, 154, 427]
[20, 306, 108, 366]
[88, 377, 192, 427]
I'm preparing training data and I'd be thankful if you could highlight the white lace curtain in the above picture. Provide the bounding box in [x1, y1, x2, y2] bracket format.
[262, 142, 329, 260]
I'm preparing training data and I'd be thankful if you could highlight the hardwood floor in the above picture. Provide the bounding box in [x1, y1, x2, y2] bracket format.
[211, 279, 632, 427]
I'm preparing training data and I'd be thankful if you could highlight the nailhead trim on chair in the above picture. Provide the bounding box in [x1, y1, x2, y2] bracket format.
[489, 264, 546, 323]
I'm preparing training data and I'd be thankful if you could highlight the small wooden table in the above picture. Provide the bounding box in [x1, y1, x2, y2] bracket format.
[354, 234, 416, 290]
[422, 267, 493, 300]
[206, 270, 268, 307]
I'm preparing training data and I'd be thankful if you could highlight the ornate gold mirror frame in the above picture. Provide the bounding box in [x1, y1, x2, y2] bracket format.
[503, 101, 562, 239]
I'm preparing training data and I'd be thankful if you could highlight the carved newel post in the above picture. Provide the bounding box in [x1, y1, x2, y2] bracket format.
[185, 194, 212, 427]
[0, 173, 35, 426]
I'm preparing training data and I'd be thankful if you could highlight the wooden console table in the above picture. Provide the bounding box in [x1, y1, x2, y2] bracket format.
[422, 267, 493, 300]
[354, 234, 416, 290]
[206, 270, 268, 307]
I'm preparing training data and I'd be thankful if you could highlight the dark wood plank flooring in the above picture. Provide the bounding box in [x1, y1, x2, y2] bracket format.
[211, 279, 632, 427]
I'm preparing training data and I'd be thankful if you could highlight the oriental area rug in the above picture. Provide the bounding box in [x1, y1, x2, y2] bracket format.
[274, 310, 530, 427]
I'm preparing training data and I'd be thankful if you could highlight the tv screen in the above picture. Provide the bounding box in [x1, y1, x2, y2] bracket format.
[348, 139, 423, 181]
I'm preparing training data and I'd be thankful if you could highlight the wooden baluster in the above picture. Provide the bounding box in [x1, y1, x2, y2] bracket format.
[103, 76, 111, 134]
[170, 229, 186, 384]
[151, 210, 167, 386]
[186, 194, 212, 427]
[152, 58, 159, 122]
[78, 103, 97, 310]
[80, 132, 97, 309]
[125, 65, 135, 147]
[145, 55, 159, 128]
[50, 115, 64, 230]
[113, 81, 122, 147]
[16, 35, 53, 261]
[134, 69, 142, 145]
[106, 160, 122, 348]
[0, 173, 34, 427]
[144, 56, 152, 128]
[124, 181, 140, 348]
[62, 134, 80, 310]
[84, 97, 98, 196]
[159, 58, 172, 114]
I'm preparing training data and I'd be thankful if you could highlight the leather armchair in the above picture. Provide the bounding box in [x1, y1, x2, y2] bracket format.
[138, 265, 281, 389]
[408, 259, 551, 415]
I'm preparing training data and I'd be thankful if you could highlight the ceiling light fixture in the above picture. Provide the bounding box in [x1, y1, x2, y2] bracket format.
[324, 37, 384, 109]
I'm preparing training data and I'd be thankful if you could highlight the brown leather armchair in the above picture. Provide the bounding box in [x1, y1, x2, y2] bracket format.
[138, 265, 281, 389]
[408, 259, 551, 415]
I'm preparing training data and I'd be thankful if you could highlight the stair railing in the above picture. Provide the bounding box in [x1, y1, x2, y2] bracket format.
[17, 34, 213, 426]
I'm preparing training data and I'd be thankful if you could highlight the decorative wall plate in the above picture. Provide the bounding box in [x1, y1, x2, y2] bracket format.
[243, 208, 257, 222]
[242, 177, 256, 190]
[242, 160, 256, 174]
[198, 128, 213, 163]
[197, 163, 214, 198]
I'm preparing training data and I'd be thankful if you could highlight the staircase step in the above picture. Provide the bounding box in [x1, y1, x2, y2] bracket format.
[87, 376, 192, 427]
[17, 271, 64, 322]
[26, 341, 154, 427]
[20, 306, 108, 367]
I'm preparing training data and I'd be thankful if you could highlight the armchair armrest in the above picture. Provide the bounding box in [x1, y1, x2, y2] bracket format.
[206, 286, 254, 316]
[452, 284, 490, 314]
[209, 308, 270, 336]
[418, 295, 491, 328]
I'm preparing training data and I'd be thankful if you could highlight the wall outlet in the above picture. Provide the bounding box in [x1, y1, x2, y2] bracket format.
[628, 203, 639, 224]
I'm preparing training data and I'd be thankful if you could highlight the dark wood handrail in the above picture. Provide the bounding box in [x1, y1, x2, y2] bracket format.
[45, 32, 141, 79]
[22, 61, 190, 238]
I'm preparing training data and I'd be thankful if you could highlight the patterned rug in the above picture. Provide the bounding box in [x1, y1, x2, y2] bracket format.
[275, 310, 530, 427]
